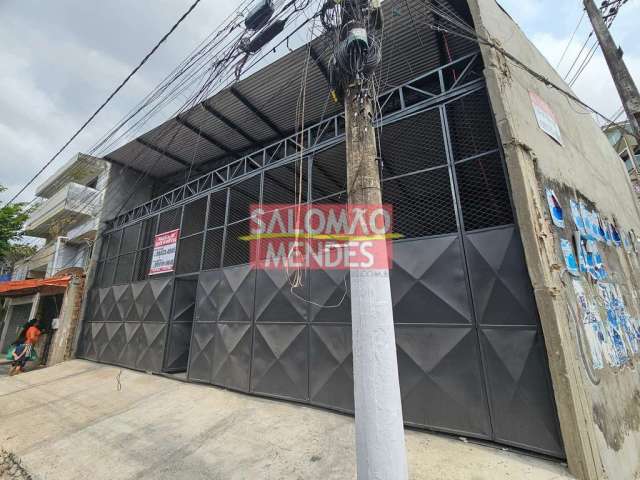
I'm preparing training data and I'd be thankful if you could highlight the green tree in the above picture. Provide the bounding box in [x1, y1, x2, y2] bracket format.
[0, 185, 31, 260]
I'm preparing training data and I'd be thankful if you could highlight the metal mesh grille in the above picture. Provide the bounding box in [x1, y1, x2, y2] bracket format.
[455, 153, 513, 231]
[181, 197, 207, 237]
[202, 227, 224, 270]
[94, 261, 104, 286]
[102, 259, 117, 286]
[99, 237, 109, 260]
[311, 144, 346, 199]
[224, 221, 250, 266]
[158, 207, 182, 233]
[134, 248, 153, 281]
[106, 230, 122, 258]
[139, 217, 158, 248]
[446, 90, 499, 161]
[383, 168, 457, 238]
[262, 162, 308, 205]
[208, 190, 227, 228]
[120, 223, 140, 254]
[114, 253, 135, 284]
[228, 176, 260, 223]
[380, 109, 446, 178]
[176, 233, 204, 274]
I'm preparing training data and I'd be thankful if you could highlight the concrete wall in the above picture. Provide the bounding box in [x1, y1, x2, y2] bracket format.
[48, 275, 85, 365]
[469, 1, 640, 479]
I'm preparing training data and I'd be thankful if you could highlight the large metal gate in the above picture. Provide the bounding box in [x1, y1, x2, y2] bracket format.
[80, 85, 564, 457]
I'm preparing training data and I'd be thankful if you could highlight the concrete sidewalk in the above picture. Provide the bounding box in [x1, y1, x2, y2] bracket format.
[0, 360, 573, 480]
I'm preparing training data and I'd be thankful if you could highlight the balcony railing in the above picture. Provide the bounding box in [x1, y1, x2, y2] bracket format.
[23, 182, 100, 238]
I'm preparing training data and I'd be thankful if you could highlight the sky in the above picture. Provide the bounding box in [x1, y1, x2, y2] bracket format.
[0, 0, 639, 207]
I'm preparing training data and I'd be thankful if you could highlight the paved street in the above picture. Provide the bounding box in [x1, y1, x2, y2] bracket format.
[0, 360, 573, 480]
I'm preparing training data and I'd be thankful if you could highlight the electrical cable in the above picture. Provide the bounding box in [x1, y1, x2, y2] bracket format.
[557, 10, 586, 69]
[7, 0, 205, 205]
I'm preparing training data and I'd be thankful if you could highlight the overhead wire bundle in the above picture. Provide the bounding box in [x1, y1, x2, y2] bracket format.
[19, 0, 324, 273]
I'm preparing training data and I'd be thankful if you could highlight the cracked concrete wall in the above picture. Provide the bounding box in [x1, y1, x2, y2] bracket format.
[468, 1, 640, 479]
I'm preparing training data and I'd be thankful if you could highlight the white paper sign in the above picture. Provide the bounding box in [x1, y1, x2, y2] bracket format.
[149, 229, 180, 275]
[530, 92, 562, 145]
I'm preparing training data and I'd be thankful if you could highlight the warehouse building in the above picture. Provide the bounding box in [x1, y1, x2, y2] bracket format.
[75, 0, 640, 478]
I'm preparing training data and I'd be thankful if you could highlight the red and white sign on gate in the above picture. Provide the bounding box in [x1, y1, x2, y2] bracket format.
[149, 229, 180, 275]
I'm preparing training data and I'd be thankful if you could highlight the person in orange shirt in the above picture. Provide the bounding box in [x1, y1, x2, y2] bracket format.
[9, 319, 42, 376]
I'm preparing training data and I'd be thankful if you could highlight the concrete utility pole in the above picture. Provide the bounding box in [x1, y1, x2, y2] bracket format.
[345, 84, 408, 478]
[583, 0, 640, 141]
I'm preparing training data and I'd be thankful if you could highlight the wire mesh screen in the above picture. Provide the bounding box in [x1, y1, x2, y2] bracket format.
[262, 161, 308, 205]
[106, 230, 122, 258]
[134, 247, 153, 281]
[455, 153, 513, 231]
[380, 108, 446, 178]
[224, 221, 250, 267]
[176, 233, 204, 274]
[158, 207, 182, 233]
[208, 190, 228, 228]
[446, 90, 499, 161]
[228, 176, 261, 223]
[139, 217, 158, 248]
[120, 223, 140, 254]
[383, 167, 457, 238]
[114, 253, 135, 284]
[202, 227, 224, 270]
[311, 144, 346, 199]
[181, 197, 208, 237]
[102, 259, 117, 287]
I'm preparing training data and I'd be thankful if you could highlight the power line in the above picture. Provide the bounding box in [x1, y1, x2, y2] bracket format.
[6, 0, 204, 206]
[557, 10, 586, 69]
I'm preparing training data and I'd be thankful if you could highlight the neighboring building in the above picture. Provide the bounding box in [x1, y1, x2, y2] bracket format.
[72, 0, 640, 479]
[0, 153, 108, 366]
[13, 153, 108, 280]
[603, 120, 640, 197]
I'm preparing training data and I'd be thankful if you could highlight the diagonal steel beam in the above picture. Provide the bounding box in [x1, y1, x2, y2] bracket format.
[136, 138, 191, 167]
[230, 86, 285, 137]
[175, 116, 240, 159]
[200, 103, 258, 144]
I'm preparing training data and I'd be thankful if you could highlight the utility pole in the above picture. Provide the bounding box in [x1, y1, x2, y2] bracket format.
[583, 0, 640, 141]
[339, 1, 408, 474]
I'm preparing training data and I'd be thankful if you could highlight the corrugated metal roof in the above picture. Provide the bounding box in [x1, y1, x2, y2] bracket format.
[103, 0, 476, 180]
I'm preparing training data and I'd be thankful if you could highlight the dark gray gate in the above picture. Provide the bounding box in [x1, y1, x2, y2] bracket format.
[80, 85, 563, 457]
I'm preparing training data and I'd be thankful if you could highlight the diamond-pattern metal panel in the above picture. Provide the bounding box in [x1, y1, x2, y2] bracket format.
[465, 227, 537, 326]
[137, 323, 167, 372]
[254, 269, 307, 323]
[217, 266, 255, 323]
[77, 321, 96, 360]
[251, 324, 308, 400]
[395, 325, 492, 437]
[119, 322, 142, 368]
[132, 278, 173, 323]
[188, 322, 216, 382]
[308, 270, 350, 323]
[165, 322, 194, 372]
[391, 237, 471, 324]
[100, 322, 125, 364]
[211, 322, 252, 391]
[309, 325, 354, 411]
[194, 270, 221, 322]
[480, 327, 563, 456]
[114, 284, 135, 322]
